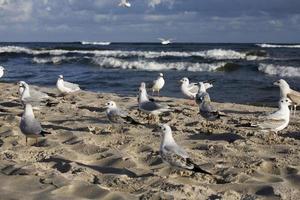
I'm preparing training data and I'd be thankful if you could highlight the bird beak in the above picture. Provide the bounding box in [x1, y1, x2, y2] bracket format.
[273, 81, 279, 86]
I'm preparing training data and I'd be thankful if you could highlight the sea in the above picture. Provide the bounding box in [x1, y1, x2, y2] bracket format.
[1, 42, 300, 105]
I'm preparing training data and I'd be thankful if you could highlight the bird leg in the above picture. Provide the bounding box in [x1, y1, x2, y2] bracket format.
[25, 137, 28, 146]
[294, 105, 297, 116]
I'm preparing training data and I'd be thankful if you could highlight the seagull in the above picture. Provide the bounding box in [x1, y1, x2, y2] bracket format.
[195, 82, 212, 105]
[198, 92, 226, 121]
[158, 38, 172, 45]
[105, 101, 140, 131]
[18, 81, 50, 104]
[138, 82, 169, 122]
[158, 124, 212, 175]
[19, 103, 51, 145]
[0, 66, 5, 78]
[237, 98, 292, 133]
[151, 73, 165, 96]
[180, 77, 213, 100]
[274, 79, 300, 116]
[118, 0, 131, 8]
[56, 75, 80, 94]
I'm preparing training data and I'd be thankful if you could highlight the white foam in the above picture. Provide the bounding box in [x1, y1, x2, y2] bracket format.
[81, 41, 111, 45]
[92, 56, 226, 72]
[258, 63, 300, 77]
[32, 56, 78, 64]
[0, 46, 265, 60]
[257, 43, 300, 48]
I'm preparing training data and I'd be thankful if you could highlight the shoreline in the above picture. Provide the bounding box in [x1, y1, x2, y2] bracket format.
[0, 82, 300, 199]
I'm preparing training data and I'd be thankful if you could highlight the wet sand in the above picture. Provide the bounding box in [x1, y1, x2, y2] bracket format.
[0, 82, 300, 200]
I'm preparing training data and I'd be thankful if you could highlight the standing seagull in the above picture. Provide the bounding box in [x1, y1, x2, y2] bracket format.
[19, 104, 51, 145]
[198, 92, 226, 121]
[274, 79, 300, 116]
[118, 0, 131, 8]
[0, 66, 5, 79]
[180, 77, 213, 103]
[158, 124, 212, 175]
[18, 81, 50, 104]
[56, 75, 80, 94]
[195, 82, 213, 105]
[237, 98, 292, 134]
[152, 73, 165, 96]
[105, 101, 140, 132]
[138, 82, 169, 122]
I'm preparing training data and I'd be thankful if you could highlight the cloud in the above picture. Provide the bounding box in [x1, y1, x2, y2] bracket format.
[148, 0, 175, 8]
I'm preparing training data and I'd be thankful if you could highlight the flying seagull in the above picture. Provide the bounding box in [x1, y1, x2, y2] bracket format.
[118, 0, 131, 8]
[158, 38, 173, 45]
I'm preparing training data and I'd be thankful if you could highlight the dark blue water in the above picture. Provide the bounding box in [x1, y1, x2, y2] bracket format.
[1, 42, 300, 104]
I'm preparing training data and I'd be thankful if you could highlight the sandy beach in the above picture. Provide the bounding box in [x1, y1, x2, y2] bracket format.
[0, 82, 300, 200]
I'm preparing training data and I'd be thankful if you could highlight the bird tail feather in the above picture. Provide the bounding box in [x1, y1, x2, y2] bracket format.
[40, 130, 51, 137]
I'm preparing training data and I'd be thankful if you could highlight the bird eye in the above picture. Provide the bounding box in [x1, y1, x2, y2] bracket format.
[281, 100, 283, 103]
[286, 100, 288, 102]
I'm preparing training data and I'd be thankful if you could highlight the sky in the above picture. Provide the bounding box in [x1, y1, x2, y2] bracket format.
[0, 0, 299, 43]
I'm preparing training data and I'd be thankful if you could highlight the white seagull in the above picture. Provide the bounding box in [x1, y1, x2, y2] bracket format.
[180, 77, 213, 100]
[18, 81, 49, 102]
[0, 66, 6, 78]
[118, 0, 131, 8]
[274, 79, 300, 116]
[151, 73, 165, 96]
[158, 124, 212, 175]
[56, 75, 81, 94]
[158, 38, 173, 45]
[238, 98, 292, 133]
[105, 101, 140, 126]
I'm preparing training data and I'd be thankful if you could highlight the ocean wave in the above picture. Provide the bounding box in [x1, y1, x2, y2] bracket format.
[0, 46, 265, 60]
[81, 41, 111, 45]
[32, 56, 79, 64]
[92, 56, 227, 71]
[256, 43, 300, 48]
[258, 63, 300, 77]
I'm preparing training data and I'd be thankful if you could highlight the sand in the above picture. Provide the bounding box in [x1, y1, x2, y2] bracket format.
[0, 82, 300, 200]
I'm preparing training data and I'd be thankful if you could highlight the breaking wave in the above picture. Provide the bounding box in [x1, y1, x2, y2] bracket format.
[92, 56, 228, 72]
[0, 46, 266, 60]
[81, 41, 111, 45]
[258, 63, 300, 77]
[256, 43, 300, 48]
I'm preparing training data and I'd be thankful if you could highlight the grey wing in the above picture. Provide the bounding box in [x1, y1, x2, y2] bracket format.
[161, 145, 192, 169]
[140, 101, 163, 111]
[164, 144, 189, 158]
[257, 118, 286, 130]
[20, 118, 42, 136]
[188, 83, 199, 93]
[30, 89, 49, 100]
[288, 91, 300, 104]
[107, 110, 126, 124]
[63, 81, 80, 90]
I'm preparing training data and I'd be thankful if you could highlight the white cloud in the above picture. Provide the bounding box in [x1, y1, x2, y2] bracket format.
[148, 0, 175, 8]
